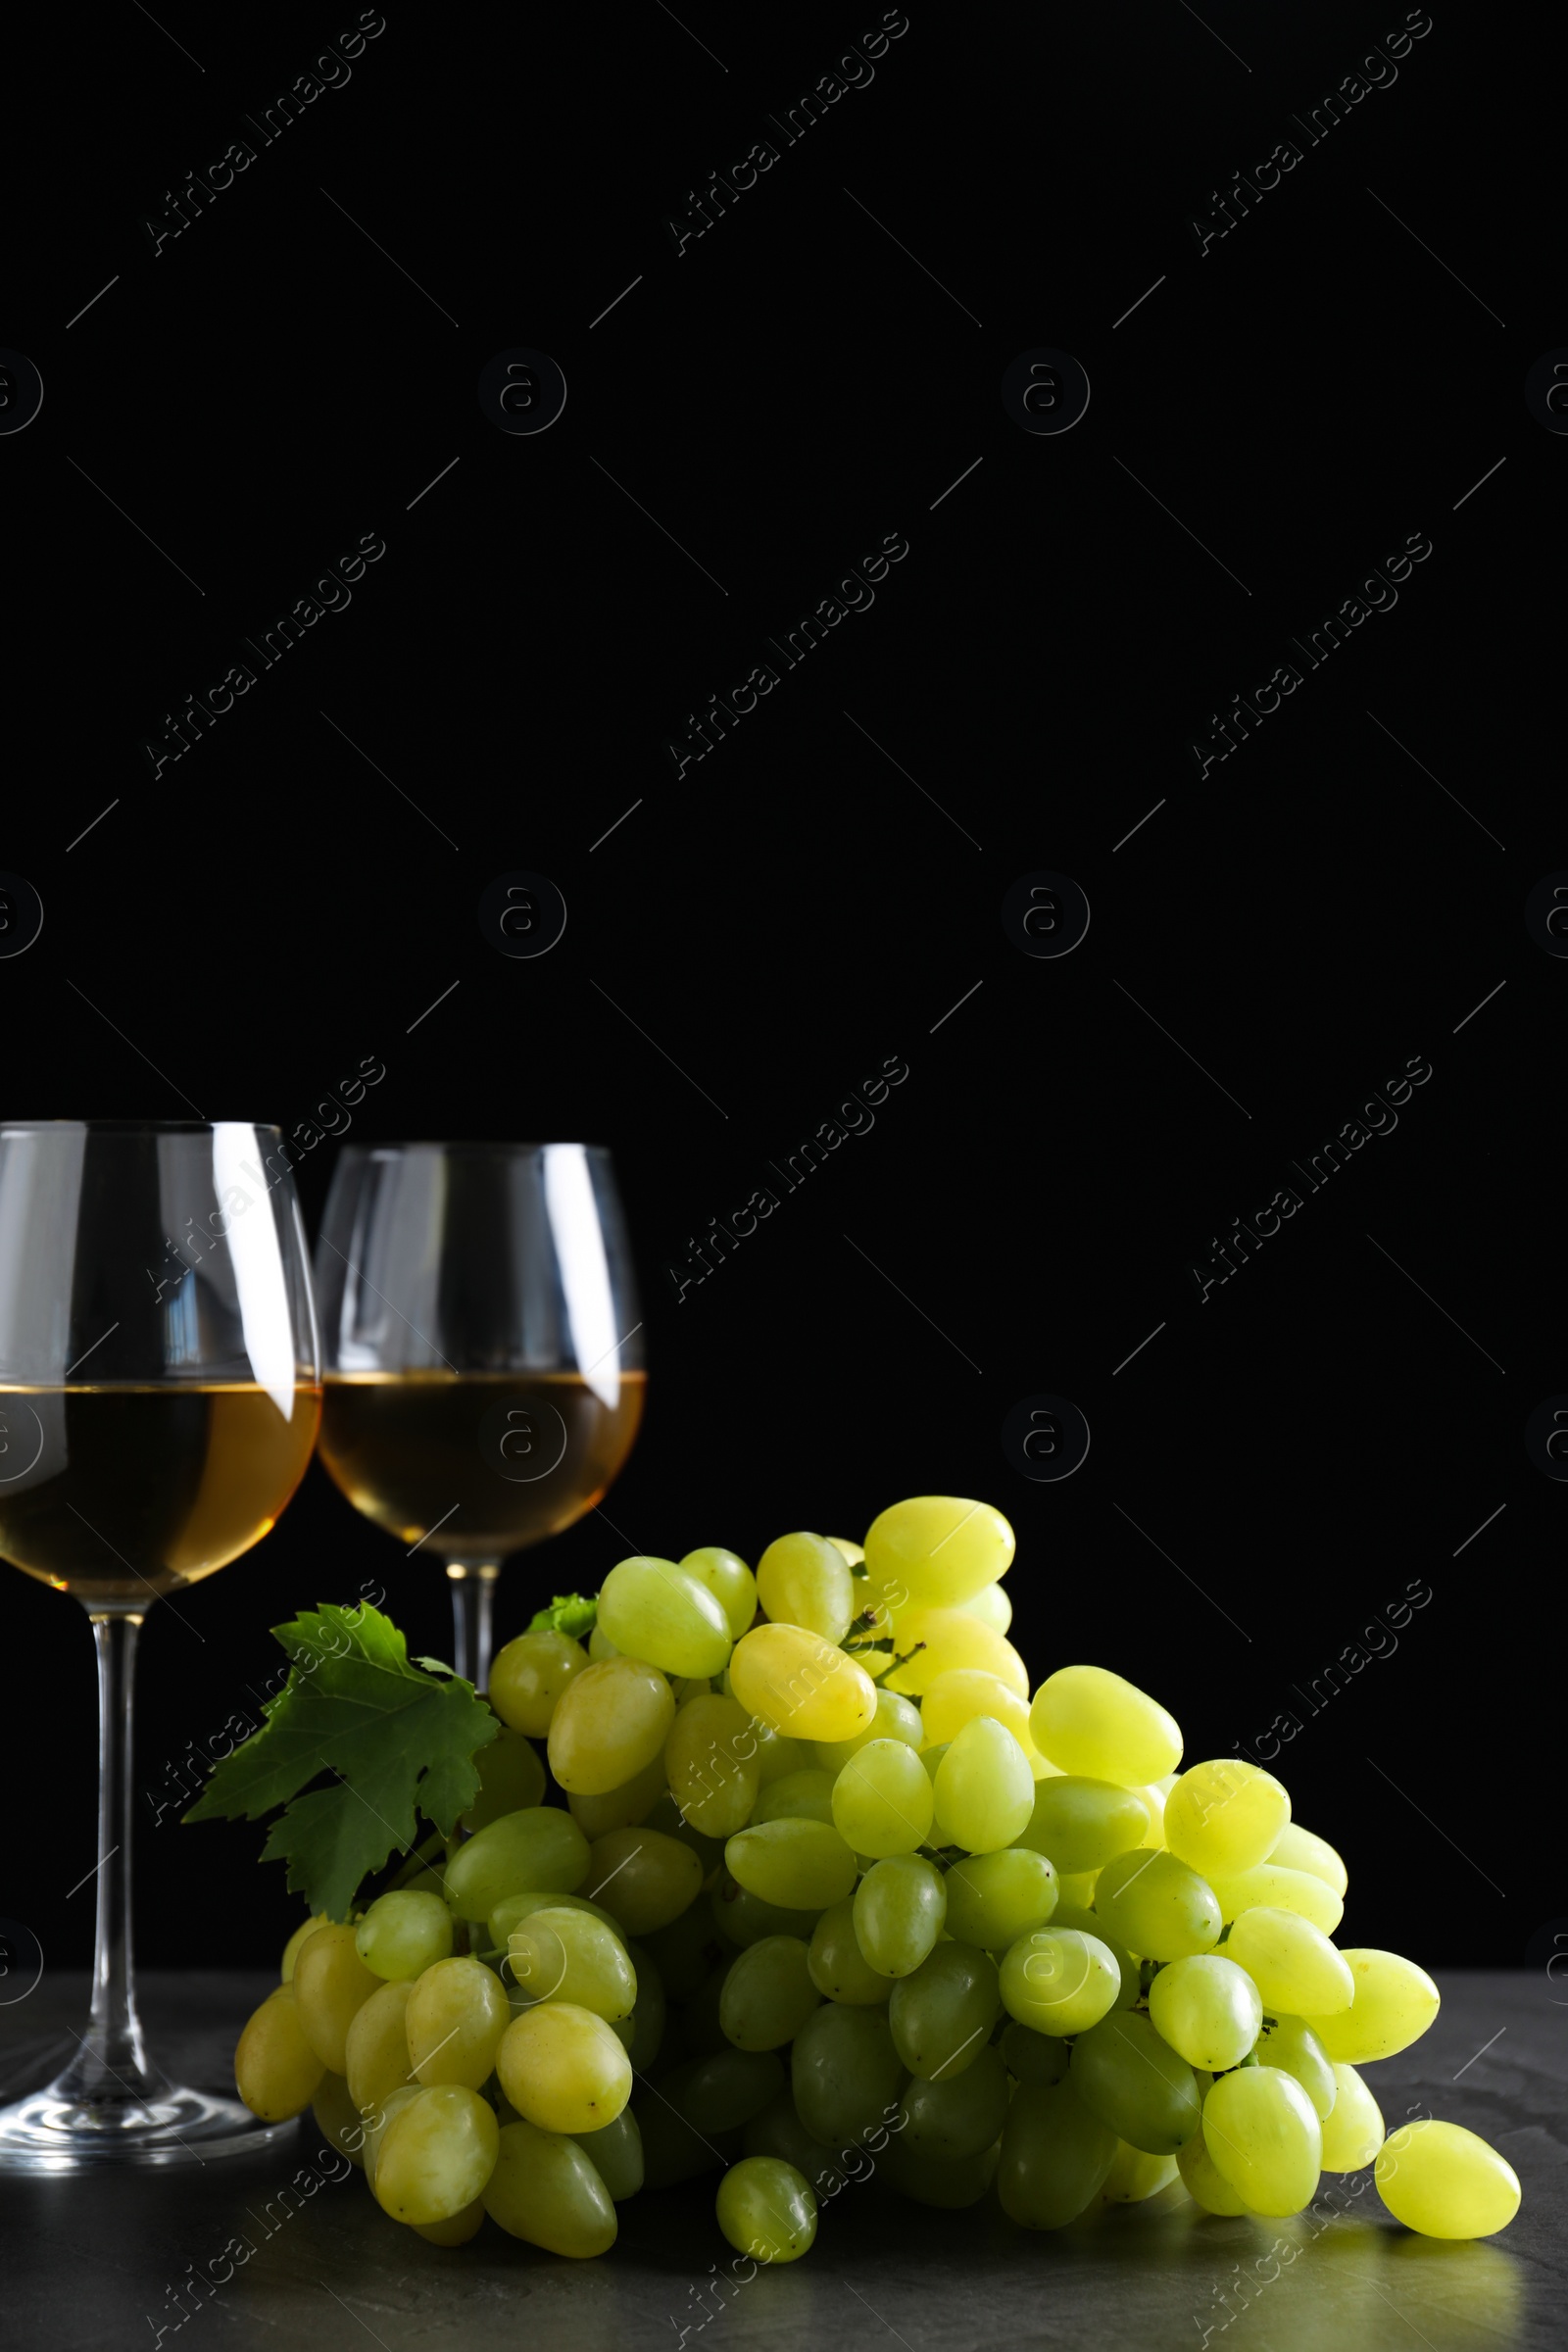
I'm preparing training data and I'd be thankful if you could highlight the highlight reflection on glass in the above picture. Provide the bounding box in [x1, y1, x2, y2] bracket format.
[0, 1121, 320, 2168]
[313, 1142, 645, 1689]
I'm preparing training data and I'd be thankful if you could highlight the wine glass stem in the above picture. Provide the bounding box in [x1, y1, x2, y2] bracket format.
[74, 1612, 156, 2095]
[446, 1562, 502, 1690]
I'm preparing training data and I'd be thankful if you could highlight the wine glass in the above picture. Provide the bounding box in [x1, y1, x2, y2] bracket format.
[0, 1121, 320, 2167]
[312, 1142, 645, 1690]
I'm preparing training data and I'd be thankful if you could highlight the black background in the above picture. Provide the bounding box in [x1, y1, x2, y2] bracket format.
[0, 0, 1554, 1974]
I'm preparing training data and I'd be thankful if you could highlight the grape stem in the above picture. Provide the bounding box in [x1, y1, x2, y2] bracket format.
[376, 1827, 449, 1901]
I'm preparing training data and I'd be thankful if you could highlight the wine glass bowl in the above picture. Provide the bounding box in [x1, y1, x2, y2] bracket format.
[0, 1120, 320, 2167]
[312, 1142, 645, 1687]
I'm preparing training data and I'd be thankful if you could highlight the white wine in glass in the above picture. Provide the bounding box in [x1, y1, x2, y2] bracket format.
[313, 1143, 645, 1688]
[0, 1120, 320, 2168]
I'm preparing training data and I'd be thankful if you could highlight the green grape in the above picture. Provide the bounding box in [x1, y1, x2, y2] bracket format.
[1209, 1862, 1344, 1936]
[680, 1545, 758, 1641]
[1135, 1781, 1172, 1848]
[1101, 2142, 1180, 2202]
[407, 1957, 510, 2089]
[1177, 2124, 1248, 2214]
[235, 1984, 324, 2122]
[443, 1806, 591, 1922]
[344, 1978, 416, 2114]
[643, 1902, 718, 1998]
[567, 1754, 668, 1840]
[548, 1657, 677, 1794]
[460, 1725, 548, 1832]
[753, 1722, 811, 1786]
[498, 2000, 632, 2133]
[1028, 1666, 1182, 1786]
[932, 1716, 1034, 1853]
[725, 1819, 858, 1911]
[596, 1556, 733, 1678]
[484, 2116, 618, 2256]
[1256, 2013, 1336, 2118]
[898, 2043, 1009, 2161]
[1201, 2065, 1322, 2215]
[681, 2047, 785, 2134]
[489, 1888, 623, 1950]
[790, 2002, 906, 2146]
[862, 1494, 1015, 1606]
[1267, 1821, 1348, 1896]
[1319, 2063, 1384, 2171]
[1299, 1948, 1440, 2062]
[997, 2077, 1117, 2228]
[372, 2083, 499, 2226]
[568, 2105, 644, 2200]
[1015, 1778, 1152, 1874]
[960, 1582, 1012, 1636]
[885, 1607, 1028, 1699]
[355, 1890, 454, 1983]
[1163, 1759, 1291, 1879]
[1069, 2011, 1200, 2154]
[750, 1769, 840, 1827]
[756, 1530, 855, 1643]
[832, 1739, 935, 1858]
[279, 1913, 328, 1983]
[808, 1899, 897, 2005]
[588, 1625, 619, 1660]
[1094, 1848, 1220, 1960]
[490, 1628, 589, 1736]
[507, 1905, 636, 2021]
[742, 2090, 848, 2198]
[826, 1534, 864, 1567]
[1000, 2020, 1069, 2086]
[716, 2155, 817, 2263]
[920, 1670, 1049, 1773]
[1000, 1928, 1120, 2036]
[411, 2198, 485, 2246]
[813, 1686, 923, 1772]
[728, 1624, 876, 1742]
[888, 1942, 1001, 2080]
[1050, 1902, 1139, 2009]
[854, 1855, 947, 1978]
[643, 1791, 728, 1886]
[614, 1944, 666, 2072]
[1146, 1954, 1262, 2072]
[364, 2083, 424, 2184]
[711, 1874, 821, 1950]
[942, 1848, 1057, 1949]
[920, 1743, 948, 1784]
[719, 1936, 822, 2050]
[883, 2135, 1000, 2208]
[1227, 1908, 1353, 2016]
[585, 1827, 704, 1936]
[311, 2069, 367, 2167]
[1375, 2121, 1520, 2239]
[664, 1692, 760, 1838]
[1055, 1871, 1099, 1908]
[291, 1925, 381, 2075]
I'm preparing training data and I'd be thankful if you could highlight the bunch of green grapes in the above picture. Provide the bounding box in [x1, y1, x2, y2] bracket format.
[233, 1500, 1520, 2262]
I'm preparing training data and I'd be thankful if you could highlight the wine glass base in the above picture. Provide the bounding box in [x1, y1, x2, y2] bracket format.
[0, 2068, 298, 2169]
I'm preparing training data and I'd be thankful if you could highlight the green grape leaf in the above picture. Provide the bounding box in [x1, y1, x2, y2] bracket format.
[527, 1592, 598, 1640]
[184, 1602, 499, 1921]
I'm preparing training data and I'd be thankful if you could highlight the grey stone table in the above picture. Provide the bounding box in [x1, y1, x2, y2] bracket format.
[0, 1972, 1560, 2352]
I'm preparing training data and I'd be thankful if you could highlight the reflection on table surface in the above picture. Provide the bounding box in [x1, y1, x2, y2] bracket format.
[0, 1972, 1551, 2352]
